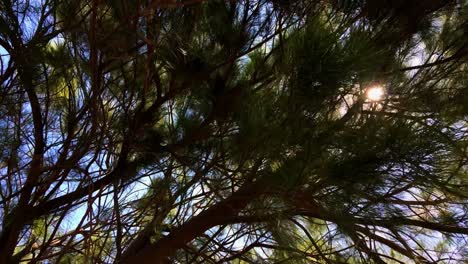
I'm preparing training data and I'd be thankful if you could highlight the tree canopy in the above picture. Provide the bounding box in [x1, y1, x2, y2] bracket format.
[0, 0, 467, 263]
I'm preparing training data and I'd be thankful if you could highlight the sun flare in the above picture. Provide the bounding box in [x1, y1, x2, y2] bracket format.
[366, 86, 385, 101]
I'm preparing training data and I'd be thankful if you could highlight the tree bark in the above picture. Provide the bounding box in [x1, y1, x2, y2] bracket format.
[121, 181, 264, 264]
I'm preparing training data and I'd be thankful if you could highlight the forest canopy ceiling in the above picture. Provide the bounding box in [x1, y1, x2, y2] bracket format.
[0, 0, 467, 263]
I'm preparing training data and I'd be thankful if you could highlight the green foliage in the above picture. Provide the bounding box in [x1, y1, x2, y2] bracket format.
[0, 0, 467, 263]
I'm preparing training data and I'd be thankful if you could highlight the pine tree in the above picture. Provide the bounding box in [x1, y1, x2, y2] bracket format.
[0, 0, 467, 263]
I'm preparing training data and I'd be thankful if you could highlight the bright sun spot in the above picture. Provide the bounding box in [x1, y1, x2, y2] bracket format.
[366, 86, 385, 101]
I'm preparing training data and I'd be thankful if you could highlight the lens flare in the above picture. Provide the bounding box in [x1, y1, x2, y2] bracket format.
[366, 86, 385, 101]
